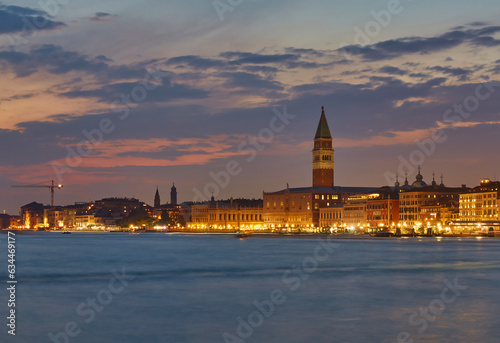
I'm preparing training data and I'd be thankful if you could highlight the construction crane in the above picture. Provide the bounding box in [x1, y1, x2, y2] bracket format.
[12, 180, 63, 207]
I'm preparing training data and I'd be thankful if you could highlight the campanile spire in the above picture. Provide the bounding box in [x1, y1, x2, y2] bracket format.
[312, 107, 334, 188]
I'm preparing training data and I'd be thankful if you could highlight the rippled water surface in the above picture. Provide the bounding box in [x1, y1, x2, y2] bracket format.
[1, 232, 499, 343]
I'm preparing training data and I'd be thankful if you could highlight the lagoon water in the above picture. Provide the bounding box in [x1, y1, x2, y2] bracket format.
[1, 232, 499, 343]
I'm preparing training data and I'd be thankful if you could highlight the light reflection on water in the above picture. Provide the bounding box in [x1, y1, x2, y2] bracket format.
[0, 233, 499, 343]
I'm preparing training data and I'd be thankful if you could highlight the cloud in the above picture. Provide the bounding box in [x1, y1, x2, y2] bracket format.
[218, 71, 284, 91]
[86, 12, 118, 22]
[0, 5, 65, 34]
[378, 66, 407, 75]
[61, 78, 209, 103]
[427, 66, 473, 81]
[221, 51, 299, 65]
[339, 25, 500, 61]
[166, 55, 227, 69]
[0, 44, 147, 80]
[284, 47, 327, 57]
[0, 93, 36, 102]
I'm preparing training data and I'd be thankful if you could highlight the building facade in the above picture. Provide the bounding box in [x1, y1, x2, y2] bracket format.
[399, 184, 466, 231]
[367, 198, 400, 228]
[264, 186, 342, 230]
[188, 198, 263, 230]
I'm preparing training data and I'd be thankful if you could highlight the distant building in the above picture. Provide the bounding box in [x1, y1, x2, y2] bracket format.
[458, 178, 500, 222]
[171, 183, 177, 206]
[188, 198, 263, 230]
[264, 185, 342, 230]
[342, 200, 368, 230]
[319, 204, 343, 229]
[366, 188, 400, 228]
[20, 202, 48, 229]
[154, 187, 161, 208]
[9, 216, 21, 229]
[398, 171, 467, 231]
[152, 184, 183, 227]
[0, 214, 10, 229]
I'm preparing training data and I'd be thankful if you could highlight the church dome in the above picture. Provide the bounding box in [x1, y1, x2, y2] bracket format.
[411, 166, 427, 188]
[411, 179, 427, 188]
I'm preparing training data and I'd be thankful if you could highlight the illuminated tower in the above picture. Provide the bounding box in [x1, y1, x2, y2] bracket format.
[154, 187, 160, 208]
[170, 183, 177, 206]
[312, 107, 334, 188]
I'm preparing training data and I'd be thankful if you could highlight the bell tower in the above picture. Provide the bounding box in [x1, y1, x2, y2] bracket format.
[170, 183, 177, 206]
[154, 187, 161, 208]
[312, 107, 334, 188]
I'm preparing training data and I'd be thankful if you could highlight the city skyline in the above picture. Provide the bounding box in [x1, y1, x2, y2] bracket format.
[1, 1, 500, 214]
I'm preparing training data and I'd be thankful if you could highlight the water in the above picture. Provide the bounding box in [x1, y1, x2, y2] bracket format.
[1, 233, 499, 343]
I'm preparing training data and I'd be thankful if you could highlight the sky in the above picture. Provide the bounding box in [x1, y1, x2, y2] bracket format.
[0, 0, 500, 214]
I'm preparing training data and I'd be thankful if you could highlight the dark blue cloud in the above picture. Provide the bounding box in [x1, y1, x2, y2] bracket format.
[378, 66, 407, 75]
[166, 55, 227, 69]
[61, 79, 208, 103]
[0, 5, 65, 34]
[242, 65, 280, 75]
[339, 25, 500, 61]
[218, 71, 284, 91]
[221, 51, 299, 65]
[427, 66, 472, 81]
[0, 44, 147, 80]
[284, 47, 327, 57]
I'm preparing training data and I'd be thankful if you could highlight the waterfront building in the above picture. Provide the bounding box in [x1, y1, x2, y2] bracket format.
[188, 197, 263, 230]
[20, 202, 48, 229]
[459, 179, 500, 221]
[0, 214, 10, 229]
[9, 216, 21, 229]
[319, 204, 344, 229]
[75, 214, 97, 228]
[366, 188, 400, 228]
[398, 172, 467, 232]
[451, 179, 500, 234]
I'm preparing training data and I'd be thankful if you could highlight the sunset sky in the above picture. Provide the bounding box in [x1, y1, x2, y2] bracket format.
[1, 0, 500, 213]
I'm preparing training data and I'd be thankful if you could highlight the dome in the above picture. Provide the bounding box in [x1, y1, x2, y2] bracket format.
[411, 180, 427, 188]
[411, 166, 427, 188]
